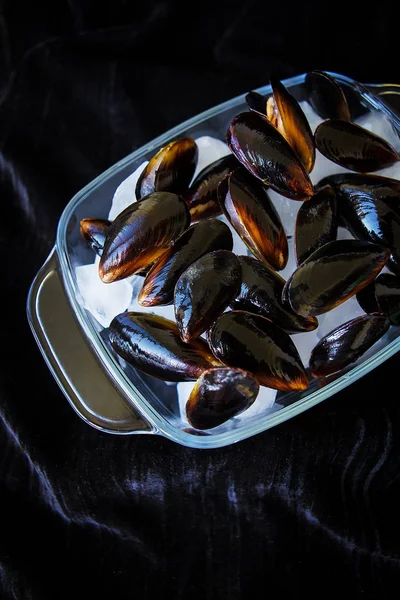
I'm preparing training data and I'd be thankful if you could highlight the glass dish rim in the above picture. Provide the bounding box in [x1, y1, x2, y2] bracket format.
[55, 70, 400, 449]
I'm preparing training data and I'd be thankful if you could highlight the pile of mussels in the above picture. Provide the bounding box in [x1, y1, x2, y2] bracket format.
[79, 71, 400, 431]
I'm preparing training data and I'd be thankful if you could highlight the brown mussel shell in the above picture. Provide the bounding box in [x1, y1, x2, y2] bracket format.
[138, 219, 233, 306]
[317, 172, 400, 198]
[283, 239, 390, 317]
[245, 91, 267, 116]
[315, 119, 399, 173]
[268, 76, 315, 172]
[174, 250, 242, 342]
[80, 218, 110, 255]
[230, 256, 318, 333]
[186, 367, 259, 430]
[305, 70, 351, 121]
[295, 184, 337, 265]
[226, 111, 314, 201]
[99, 192, 190, 283]
[185, 154, 238, 222]
[375, 273, 400, 325]
[310, 314, 390, 378]
[336, 182, 400, 274]
[218, 168, 288, 270]
[135, 138, 198, 200]
[208, 310, 309, 391]
[108, 312, 220, 382]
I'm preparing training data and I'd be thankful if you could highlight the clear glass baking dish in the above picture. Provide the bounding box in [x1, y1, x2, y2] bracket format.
[27, 71, 400, 448]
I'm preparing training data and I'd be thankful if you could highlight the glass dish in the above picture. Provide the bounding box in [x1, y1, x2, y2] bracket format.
[27, 71, 400, 448]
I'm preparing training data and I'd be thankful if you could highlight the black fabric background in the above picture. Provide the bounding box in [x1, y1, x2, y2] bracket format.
[2, 1, 400, 598]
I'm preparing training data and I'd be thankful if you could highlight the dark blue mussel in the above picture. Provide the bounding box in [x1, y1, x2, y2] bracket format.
[305, 70, 351, 121]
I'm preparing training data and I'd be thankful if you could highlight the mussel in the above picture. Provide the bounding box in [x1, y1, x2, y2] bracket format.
[208, 310, 309, 391]
[185, 154, 238, 222]
[336, 182, 400, 274]
[230, 255, 318, 333]
[310, 314, 390, 378]
[356, 280, 380, 314]
[186, 367, 259, 430]
[138, 219, 233, 306]
[226, 111, 314, 201]
[218, 168, 288, 270]
[136, 138, 198, 200]
[99, 192, 190, 283]
[245, 91, 267, 116]
[295, 184, 337, 265]
[375, 273, 400, 325]
[317, 172, 400, 199]
[80, 218, 110, 255]
[265, 76, 315, 172]
[174, 250, 242, 342]
[315, 119, 399, 172]
[108, 312, 220, 381]
[283, 239, 390, 317]
[305, 70, 351, 121]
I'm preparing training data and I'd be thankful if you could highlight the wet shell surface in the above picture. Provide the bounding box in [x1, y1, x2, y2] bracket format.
[310, 314, 390, 378]
[226, 111, 314, 201]
[99, 192, 190, 283]
[186, 367, 259, 430]
[174, 250, 242, 342]
[135, 137, 198, 199]
[208, 310, 309, 391]
[108, 312, 220, 381]
[375, 273, 400, 326]
[305, 70, 351, 121]
[80, 218, 110, 255]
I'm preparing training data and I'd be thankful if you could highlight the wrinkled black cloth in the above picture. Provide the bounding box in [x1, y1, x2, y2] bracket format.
[2, 2, 400, 598]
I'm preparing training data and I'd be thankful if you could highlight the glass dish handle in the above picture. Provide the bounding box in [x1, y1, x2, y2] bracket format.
[27, 249, 153, 435]
[366, 82, 400, 114]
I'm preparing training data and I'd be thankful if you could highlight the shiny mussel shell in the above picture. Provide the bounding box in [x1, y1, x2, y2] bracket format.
[317, 172, 400, 197]
[305, 70, 351, 121]
[99, 192, 190, 283]
[267, 76, 315, 172]
[226, 111, 314, 201]
[185, 154, 238, 222]
[375, 273, 400, 325]
[208, 311, 308, 391]
[356, 280, 380, 314]
[138, 219, 233, 306]
[174, 250, 242, 342]
[218, 168, 288, 270]
[295, 184, 337, 265]
[230, 256, 318, 333]
[108, 312, 220, 381]
[80, 218, 110, 255]
[283, 239, 390, 317]
[315, 119, 399, 172]
[310, 314, 390, 378]
[135, 138, 198, 199]
[245, 91, 267, 116]
[186, 367, 259, 430]
[336, 182, 400, 274]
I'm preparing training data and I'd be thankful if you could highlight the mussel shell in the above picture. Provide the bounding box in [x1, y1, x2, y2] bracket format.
[269, 76, 315, 173]
[317, 173, 400, 198]
[185, 154, 238, 222]
[208, 310, 309, 391]
[135, 138, 198, 199]
[99, 192, 190, 283]
[230, 256, 318, 333]
[310, 314, 390, 378]
[375, 273, 400, 325]
[108, 312, 220, 381]
[315, 119, 399, 173]
[138, 219, 233, 306]
[336, 182, 400, 273]
[174, 250, 242, 342]
[356, 280, 380, 314]
[226, 111, 314, 201]
[218, 168, 288, 270]
[80, 218, 110, 255]
[245, 91, 267, 116]
[283, 240, 390, 317]
[186, 367, 259, 430]
[305, 70, 351, 121]
[295, 184, 337, 265]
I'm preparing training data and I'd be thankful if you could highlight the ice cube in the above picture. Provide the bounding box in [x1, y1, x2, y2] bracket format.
[337, 226, 355, 240]
[108, 160, 148, 221]
[269, 189, 301, 239]
[299, 100, 325, 134]
[316, 296, 365, 342]
[193, 136, 230, 179]
[75, 262, 133, 328]
[291, 330, 321, 369]
[356, 111, 400, 152]
[177, 381, 196, 423]
[233, 385, 277, 421]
